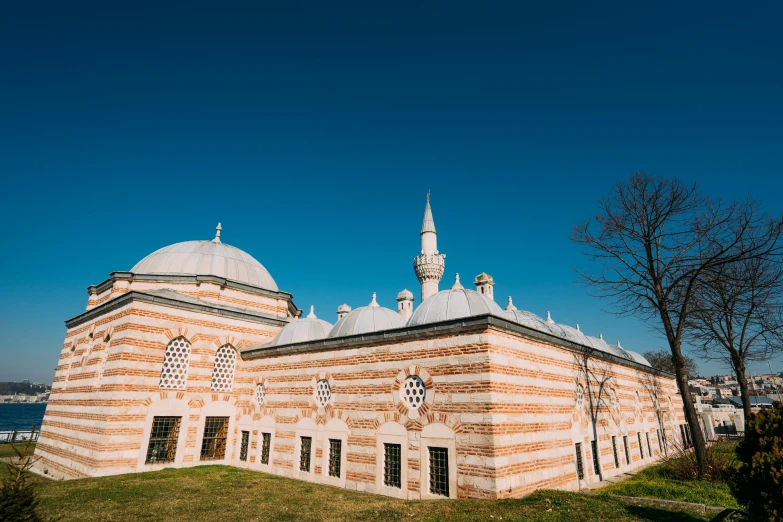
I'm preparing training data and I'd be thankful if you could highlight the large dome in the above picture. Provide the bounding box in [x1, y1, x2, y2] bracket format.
[407, 274, 505, 326]
[131, 226, 278, 291]
[267, 306, 332, 346]
[328, 293, 406, 337]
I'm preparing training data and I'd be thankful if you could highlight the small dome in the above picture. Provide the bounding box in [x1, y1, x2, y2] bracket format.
[505, 309, 551, 332]
[131, 226, 277, 291]
[408, 274, 505, 326]
[624, 350, 652, 367]
[328, 293, 406, 337]
[267, 306, 332, 346]
[397, 289, 414, 300]
[585, 334, 633, 359]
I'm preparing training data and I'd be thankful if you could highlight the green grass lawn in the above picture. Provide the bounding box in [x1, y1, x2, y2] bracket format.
[598, 453, 738, 509]
[0, 442, 35, 458]
[7, 465, 717, 522]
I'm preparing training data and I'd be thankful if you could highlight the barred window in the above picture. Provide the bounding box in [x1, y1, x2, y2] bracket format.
[623, 435, 630, 465]
[429, 447, 449, 497]
[261, 433, 271, 465]
[210, 345, 237, 392]
[328, 439, 341, 478]
[159, 337, 191, 389]
[646, 432, 652, 457]
[145, 416, 181, 464]
[638, 433, 644, 459]
[200, 417, 229, 461]
[384, 443, 401, 488]
[240, 431, 249, 462]
[575, 442, 585, 480]
[591, 440, 601, 476]
[612, 436, 620, 468]
[299, 436, 312, 472]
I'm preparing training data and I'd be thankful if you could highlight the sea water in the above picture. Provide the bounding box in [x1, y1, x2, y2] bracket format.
[0, 403, 48, 432]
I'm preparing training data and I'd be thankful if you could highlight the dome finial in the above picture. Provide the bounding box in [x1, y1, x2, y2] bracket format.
[506, 296, 517, 311]
[576, 324, 581, 332]
[599, 333, 604, 341]
[617, 340, 622, 348]
[213, 223, 222, 243]
[369, 292, 379, 307]
[452, 273, 464, 290]
[307, 305, 316, 319]
[546, 311, 554, 324]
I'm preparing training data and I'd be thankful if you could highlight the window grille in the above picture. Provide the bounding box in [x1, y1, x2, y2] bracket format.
[591, 440, 601, 476]
[623, 435, 630, 465]
[240, 430, 249, 462]
[429, 447, 449, 497]
[401, 375, 426, 410]
[646, 432, 652, 457]
[200, 417, 229, 461]
[145, 416, 181, 464]
[575, 443, 585, 480]
[255, 383, 266, 406]
[261, 433, 271, 465]
[210, 345, 237, 392]
[612, 436, 619, 468]
[159, 337, 191, 389]
[315, 380, 331, 407]
[299, 436, 312, 472]
[328, 439, 341, 478]
[384, 443, 401, 488]
[638, 433, 644, 459]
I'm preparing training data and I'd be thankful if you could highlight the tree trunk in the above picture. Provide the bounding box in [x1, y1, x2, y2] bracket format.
[670, 343, 708, 473]
[732, 357, 753, 425]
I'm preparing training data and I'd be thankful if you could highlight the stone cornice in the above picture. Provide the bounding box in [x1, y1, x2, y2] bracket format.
[65, 290, 290, 329]
[87, 272, 297, 316]
[241, 313, 675, 378]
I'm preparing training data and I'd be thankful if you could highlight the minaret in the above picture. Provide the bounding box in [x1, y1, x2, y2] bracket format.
[413, 192, 446, 302]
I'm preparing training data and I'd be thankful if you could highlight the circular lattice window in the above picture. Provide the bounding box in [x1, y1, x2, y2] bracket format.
[211, 345, 237, 392]
[255, 383, 266, 406]
[160, 337, 192, 389]
[401, 375, 427, 410]
[315, 379, 331, 407]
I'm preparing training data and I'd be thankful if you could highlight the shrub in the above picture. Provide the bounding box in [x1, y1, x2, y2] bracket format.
[0, 427, 51, 522]
[728, 403, 783, 522]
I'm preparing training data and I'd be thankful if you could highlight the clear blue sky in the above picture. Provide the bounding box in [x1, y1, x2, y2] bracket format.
[1, 2, 782, 383]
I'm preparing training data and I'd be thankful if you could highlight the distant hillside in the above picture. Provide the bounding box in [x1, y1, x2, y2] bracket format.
[0, 382, 51, 396]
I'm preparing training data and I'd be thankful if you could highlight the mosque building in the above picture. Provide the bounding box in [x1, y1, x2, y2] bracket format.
[35, 195, 687, 499]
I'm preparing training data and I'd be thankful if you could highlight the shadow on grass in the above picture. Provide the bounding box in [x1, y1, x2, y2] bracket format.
[624, 505, 710, 522]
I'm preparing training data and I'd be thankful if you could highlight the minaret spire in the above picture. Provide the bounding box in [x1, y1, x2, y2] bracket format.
[413, 193, 446, 302]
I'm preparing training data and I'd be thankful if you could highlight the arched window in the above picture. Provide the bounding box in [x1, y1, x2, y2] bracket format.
[576, 385, 584, 409]
[211, 345, 237, 392]
[255, 383, 266, 406]
[159, 337, 192, 389]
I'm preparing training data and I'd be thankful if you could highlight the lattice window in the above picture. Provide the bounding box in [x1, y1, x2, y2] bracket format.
[609, 388, 617, 407]
[428, 447, 449, 497]
[159, 337, 191, 389]
[315, 380, 331, 407]
[591, 440, 601, 476]
[634, 391, 642, 416]
[638, 432, 644, 459]
[145, 416, 181, 464]
[612, 436, 620, 468]
[255, 383, 266, 406]
[240, 431, 249, 462]
[98, 338, 111, 385]
[384, 443, 401, 488]
[401, 375, 426, 410]
[210, 345, 237, 392]
[328, 439, 341, 478]
[261, 433, 271, 465]
[200, 417, 229, 461]
[576, 385, 584, 409]
[575, 442, 585, 480]
[299, 436, 312, 472]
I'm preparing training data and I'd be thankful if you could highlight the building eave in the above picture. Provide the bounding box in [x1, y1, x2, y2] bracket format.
[65, 290, 290, 329]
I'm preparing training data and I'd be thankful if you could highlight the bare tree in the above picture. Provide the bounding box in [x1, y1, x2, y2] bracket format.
[638, 370, 670, 456]
[643, 349, 698, 377]
[573, 351, 618, 481]
[571, 173, 782, 474]
[687, 252, 783, 421]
